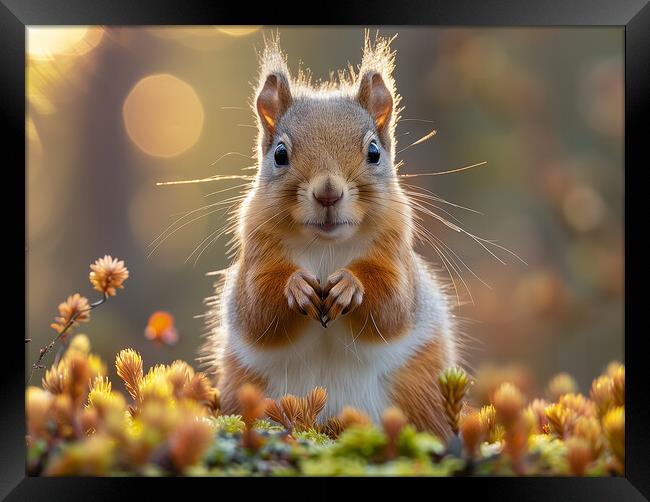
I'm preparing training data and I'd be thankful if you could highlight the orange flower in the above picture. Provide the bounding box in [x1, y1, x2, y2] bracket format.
[169, 418, 214, 472]
[493, 382, 524, 427]
[89, 255, 129, 296]
[566, 436, 593, 476]
[50, 294, 91, 337]
[459, 412, 483, 458]
[144, 311, 179, 345]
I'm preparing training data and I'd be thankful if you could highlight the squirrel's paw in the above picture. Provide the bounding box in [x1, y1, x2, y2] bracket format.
[322, 269, 364, 326]
[284, 270, 323, 324]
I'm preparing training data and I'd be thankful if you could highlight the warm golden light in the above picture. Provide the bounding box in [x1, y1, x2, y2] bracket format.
[217, 27, 262, 37]
[27, 27, 104, 114]
[122, 73, 204, 158]
[27, 26, 104, 60]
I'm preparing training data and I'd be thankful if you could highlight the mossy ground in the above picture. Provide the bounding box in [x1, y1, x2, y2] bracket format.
[26, 339, 624, 476]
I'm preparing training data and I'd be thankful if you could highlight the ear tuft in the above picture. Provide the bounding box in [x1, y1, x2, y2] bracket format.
[355, 33, 400, 144]
[254, 36, 292, 148]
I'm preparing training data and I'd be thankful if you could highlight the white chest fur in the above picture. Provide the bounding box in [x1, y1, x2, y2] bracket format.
[221, 246, 454, 423]
[288, 238, 371, 285]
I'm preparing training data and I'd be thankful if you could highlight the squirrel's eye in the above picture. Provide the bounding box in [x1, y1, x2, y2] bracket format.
[367, 140, 380, 164]
[274, 142, 289, 167]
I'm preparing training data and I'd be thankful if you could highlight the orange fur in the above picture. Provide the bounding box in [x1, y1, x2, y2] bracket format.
[390, 337, 453, 438]
[218, 353, 267, 414]
[235, 234, 311, 348]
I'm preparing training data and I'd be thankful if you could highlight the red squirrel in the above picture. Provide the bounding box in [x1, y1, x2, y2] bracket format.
[202, 35, 459, 437]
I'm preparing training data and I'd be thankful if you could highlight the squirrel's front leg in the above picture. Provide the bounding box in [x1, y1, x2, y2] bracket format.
[240, 260, 323, 346]
[322, 257, 410, 340]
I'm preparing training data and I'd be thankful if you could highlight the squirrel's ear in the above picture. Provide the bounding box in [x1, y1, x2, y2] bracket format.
[256, 72, 292, 140]
[357, 71, 393, 137]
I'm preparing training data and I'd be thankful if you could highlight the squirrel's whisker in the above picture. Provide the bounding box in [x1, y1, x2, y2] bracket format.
[208, 151, 254, 167]
[361, 195, 469, 303]
[147, 206, 229, 259]
[396, 128, 437, 155]
[156, 174, 255, 186]
[398, 161, 488, 178]
[149, 202, 227, 248]
[401, 183, 483, 215]
[369, 312, 389, 345]
[399, 117, 435, 124]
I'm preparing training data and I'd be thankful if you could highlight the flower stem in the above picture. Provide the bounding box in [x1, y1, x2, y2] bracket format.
[27, 293, 107, 384]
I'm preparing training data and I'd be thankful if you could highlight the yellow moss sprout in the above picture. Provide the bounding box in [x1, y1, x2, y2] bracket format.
[602, 406, 624, 472]
[590, 375, 614, 417]
[115, 348, 143, 402]
[478, 404, 504, 444]
[438, 366, 471, 434]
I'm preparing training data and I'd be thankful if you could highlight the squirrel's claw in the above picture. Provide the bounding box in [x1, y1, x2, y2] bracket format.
[322, 269, 364, 324]
[285, 269, 323, 324]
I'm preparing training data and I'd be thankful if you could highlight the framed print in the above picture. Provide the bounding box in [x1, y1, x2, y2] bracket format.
[2, 0, 648, 499]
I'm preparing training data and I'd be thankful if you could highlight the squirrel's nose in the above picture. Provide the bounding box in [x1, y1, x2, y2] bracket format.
[313, 188, 343, 207]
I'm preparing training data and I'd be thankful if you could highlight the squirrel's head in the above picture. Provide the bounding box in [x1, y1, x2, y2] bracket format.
[246, 34, 409, 245]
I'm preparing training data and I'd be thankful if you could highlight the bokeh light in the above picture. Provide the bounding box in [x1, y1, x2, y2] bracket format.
[123, 74, 204, 158]
[27, 26, 104, 60]
[562, 184, 606, 233]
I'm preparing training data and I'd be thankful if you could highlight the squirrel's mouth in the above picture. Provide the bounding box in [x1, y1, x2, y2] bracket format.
[305, 219, 357, 234]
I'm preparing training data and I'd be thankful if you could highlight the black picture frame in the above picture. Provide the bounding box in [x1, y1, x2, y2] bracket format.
[3, 0, 648, 499]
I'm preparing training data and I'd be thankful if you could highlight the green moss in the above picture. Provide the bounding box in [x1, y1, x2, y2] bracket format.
[528, 434, 568, 474]
[396, 425, 445, 459]
[330, 425, 387, 460]
[293, 429, 333, 446]
[252, 418, 285, 432]
[369, 457, 464, 476]
[300, 456, 367, 476]
[213, 414, 245, 434]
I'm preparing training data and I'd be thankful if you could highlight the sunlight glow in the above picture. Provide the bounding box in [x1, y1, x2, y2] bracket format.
[27, 27, 104, 60]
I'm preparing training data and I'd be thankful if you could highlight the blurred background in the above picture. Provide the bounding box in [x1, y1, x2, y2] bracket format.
[26, 27, 623, 395]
